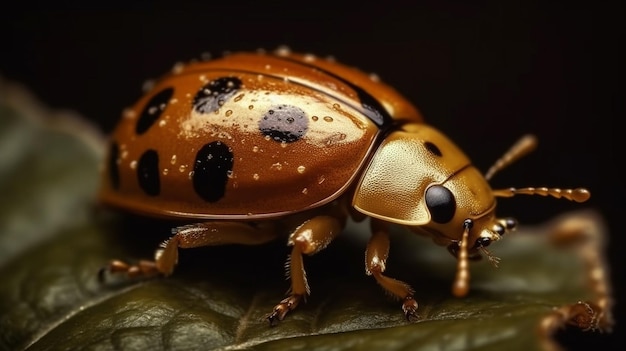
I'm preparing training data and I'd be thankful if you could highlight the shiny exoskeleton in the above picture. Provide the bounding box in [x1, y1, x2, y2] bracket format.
[99, 47, 590, 324]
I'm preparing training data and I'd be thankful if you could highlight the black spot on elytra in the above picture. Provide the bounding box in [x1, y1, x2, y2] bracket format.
[193, 141, 234, 202]
[424, 141, 442, 157]
[259, 104, 308, 142]
[136, 87, 174, 135]
[108, 142, 120, 189]
[193, 77, 242, 114]
[137, 149, 160, 196]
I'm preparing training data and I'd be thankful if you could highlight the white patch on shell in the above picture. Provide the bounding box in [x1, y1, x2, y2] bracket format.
[179, 90, 368, 147]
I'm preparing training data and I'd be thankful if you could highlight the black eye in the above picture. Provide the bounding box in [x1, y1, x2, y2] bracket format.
[425, 185, 456, 223]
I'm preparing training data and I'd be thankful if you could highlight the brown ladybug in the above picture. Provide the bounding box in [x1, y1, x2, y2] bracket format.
[99, 47, 590, 324]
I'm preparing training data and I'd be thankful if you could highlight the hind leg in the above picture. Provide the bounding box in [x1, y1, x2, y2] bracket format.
[101, 221, 279, 279]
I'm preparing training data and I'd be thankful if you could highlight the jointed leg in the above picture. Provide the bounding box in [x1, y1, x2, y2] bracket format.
[101, 221, 279, 279]
[366, 219, 418, 321]
[267, 215, 344, 325]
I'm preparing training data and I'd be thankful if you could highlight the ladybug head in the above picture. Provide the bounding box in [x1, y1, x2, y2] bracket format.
[353, 123, 497, 231]
[353, 126, 590, 297]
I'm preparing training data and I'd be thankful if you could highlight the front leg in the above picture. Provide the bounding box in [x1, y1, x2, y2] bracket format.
[366, 219, 419, 321]
[267, 215, 344, 325]
[100, 221, 279, 279]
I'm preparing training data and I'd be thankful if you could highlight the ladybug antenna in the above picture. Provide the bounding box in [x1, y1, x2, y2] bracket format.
[485, 134, 537, 181]
[486, 134, 591, 203]
[452, 219, 472, 297]
[492, 187, 590, 202]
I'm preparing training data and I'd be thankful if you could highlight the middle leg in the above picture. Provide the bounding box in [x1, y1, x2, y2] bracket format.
[267, 214, 344, 325]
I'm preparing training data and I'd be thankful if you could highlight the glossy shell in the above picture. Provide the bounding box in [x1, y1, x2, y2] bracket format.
[99, 51, 423, 219]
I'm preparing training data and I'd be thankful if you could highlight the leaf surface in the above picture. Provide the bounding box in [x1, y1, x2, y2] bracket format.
[0, 79, 612, 351]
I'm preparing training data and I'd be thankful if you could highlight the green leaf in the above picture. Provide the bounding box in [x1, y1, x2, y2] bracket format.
[0, 78, 613, 351]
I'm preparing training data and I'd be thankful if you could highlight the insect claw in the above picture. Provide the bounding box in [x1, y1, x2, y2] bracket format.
[266, 305, 288, 326]
[266, 311, 282, 327]
[266, 294, 302, 326]
[98, 260, 129, 282]
[402, 296, 419, 322]
[97, 266, 108, 283]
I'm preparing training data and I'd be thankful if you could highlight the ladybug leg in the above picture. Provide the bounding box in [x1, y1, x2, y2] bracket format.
[267, 215, 344, 325]
[366, 219, 418, 321]
[541, 213, 613, 331]
[101, 221, 279, 279]
[99, 259, 160, 280]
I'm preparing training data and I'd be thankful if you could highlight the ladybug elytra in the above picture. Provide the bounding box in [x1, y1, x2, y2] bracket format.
[99, 47, 590, 324]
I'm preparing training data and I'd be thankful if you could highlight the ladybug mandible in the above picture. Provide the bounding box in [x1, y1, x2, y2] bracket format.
[99, 47, 590, 324]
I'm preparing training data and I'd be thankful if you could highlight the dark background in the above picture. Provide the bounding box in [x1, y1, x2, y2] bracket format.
[1, 1, 621, 349]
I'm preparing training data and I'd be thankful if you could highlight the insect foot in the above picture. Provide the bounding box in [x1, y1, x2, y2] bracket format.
[402, 296, 419, 321]
[98, 259, 161, 282]
[266, 294, 303, 326]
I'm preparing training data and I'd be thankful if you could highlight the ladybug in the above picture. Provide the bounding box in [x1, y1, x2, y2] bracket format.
[99, 47, 590, 324]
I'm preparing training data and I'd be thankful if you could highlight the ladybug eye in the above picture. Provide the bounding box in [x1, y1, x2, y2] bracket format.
[425, 185, 456, 223]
